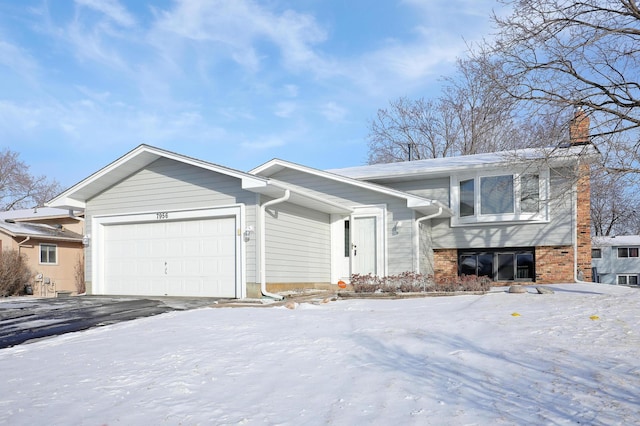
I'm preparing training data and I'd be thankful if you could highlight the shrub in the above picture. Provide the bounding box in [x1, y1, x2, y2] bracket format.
[349, 272, 491, 293]
[0, 250, 33, 296]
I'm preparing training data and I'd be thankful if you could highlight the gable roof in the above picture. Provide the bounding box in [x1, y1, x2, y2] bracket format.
[48, 144, 270, 210]
[46, 145, 353, 215]
[327, 144, 601, 182]
[0, 220, 83, 242]
[250, 158, 452, 217]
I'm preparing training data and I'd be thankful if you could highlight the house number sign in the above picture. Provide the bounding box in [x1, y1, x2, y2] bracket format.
[156, 212, 169, 220]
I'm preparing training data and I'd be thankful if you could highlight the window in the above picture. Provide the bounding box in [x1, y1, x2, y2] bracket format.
[452, 169, 548, 224]
[344, 220, 350, 257]
[481, 175, 514, 215]
[617, 275, 639, 286]
[459, 179, 475, 217]
[459, 249, 535, 282]
[40, 244, 57, 264]
[617, 247, 639, 258]
[520, 174, 540, 213]
[591, 248, 602, 258]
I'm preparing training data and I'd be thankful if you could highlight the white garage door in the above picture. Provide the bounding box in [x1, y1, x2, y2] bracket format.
[103, 216, 237, 297]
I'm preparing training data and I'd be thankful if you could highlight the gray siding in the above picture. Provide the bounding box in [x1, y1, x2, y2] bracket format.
[384, 177, 450, 206]
[265, 201, 331, 283]
[592, 246, 640, 285]
[85, 158, 259, 287]
[271, 169, 418, 275]
[431, 170, 574, 249]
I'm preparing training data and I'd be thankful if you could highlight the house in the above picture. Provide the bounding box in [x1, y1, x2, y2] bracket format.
[591, 235, 640, 285]
[0, 207, 84, 296]
[47, 112, 598, 299]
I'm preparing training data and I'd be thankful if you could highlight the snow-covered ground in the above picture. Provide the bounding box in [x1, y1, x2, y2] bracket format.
[1, 284, 639, 425]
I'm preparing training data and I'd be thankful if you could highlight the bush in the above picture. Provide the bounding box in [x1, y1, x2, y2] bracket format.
[0, 250, 33, 296]
[350, 272, 491, 293]
[350, 272, 434, 293]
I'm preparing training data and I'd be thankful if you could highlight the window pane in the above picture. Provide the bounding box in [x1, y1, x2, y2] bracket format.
[497, 253, 515, 281]
[630, 276, 638, 285]
[40, 245, 56, 264]
[618, 275, 628, 285]
[521, 174, 540, 213]
[344, 220, 350, 257]
[630, 248, 639, 257]
[480, 175, 514, 215]
[477, 254, 494, 279]
[591, 249, 602, 258]
[460, 179, 475, 217]
[618, 248, 629, 258]
[460, 255, 477, 276]
[516, 253, 534, 280]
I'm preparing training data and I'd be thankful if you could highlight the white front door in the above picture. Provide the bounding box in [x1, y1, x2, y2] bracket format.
[352, 216, 377, 274]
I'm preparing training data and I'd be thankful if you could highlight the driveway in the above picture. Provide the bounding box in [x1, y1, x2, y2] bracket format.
[0, 296, 219, 349]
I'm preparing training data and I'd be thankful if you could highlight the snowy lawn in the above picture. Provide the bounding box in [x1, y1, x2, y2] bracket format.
[1, 283, 639, 425]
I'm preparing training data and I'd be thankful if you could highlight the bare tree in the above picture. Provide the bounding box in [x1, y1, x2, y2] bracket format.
[367, 55, 565, 164]
[591, 166, 640, 235]
[485, 0, 640, 165]
[0, 148, 61, 211]
[367, 97, 456, 163]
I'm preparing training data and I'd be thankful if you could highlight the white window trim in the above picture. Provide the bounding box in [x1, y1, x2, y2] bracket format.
[39, 243, 58, 265]
[617, 274, 639, 285]
[616, 247, 639, 258]
[451, 168, 550, 226]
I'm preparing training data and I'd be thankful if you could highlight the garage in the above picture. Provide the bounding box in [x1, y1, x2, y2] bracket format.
[93, 207, 242, 298]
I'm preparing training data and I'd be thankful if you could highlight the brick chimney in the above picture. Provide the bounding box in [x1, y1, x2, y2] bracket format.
[570, 108, 592, 281]
[569, 107, 590, 145]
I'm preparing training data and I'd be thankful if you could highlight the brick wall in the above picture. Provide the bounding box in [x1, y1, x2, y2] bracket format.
[535, 245, 575, 283]
[433, 249, 458, 283]
[570, 108, 592, 282]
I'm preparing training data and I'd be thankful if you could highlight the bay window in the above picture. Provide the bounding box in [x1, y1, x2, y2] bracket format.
[453, 169, 548, 224]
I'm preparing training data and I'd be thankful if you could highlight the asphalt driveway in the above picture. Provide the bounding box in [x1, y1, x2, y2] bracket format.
[0, 296, 219, 349]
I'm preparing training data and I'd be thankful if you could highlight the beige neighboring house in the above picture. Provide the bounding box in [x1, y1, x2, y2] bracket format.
[0, 207, 84, 297]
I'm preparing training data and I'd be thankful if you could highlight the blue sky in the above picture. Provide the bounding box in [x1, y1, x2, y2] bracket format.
[0, 0, 503, 188]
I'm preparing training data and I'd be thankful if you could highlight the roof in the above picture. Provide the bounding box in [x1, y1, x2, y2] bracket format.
[46, 145, 355, 215]
[0, 207, 82, 222]
[0, 220, 83, 242]
[593, 235, 640, 247]
[47, 144, 270, 210]
[327, 144, 601, 182]
[250, 158, 452, 217]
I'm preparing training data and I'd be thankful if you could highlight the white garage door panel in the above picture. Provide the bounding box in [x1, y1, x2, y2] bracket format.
[103, 216, 237, 297]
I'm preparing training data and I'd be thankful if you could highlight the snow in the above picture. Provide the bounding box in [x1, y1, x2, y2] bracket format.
[1, 283, 639, 425]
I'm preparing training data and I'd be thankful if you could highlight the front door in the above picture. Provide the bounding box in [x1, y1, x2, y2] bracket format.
[352, 216, 377, 274]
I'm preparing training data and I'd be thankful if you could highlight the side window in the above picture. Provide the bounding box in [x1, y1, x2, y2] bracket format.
[459, 179, 475, 217]
[343, 220, 350, 258]
[591, 249, 602, 258]
[40, 244, 57, 264]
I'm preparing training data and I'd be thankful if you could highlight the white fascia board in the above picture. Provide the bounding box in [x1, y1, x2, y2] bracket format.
[46, 197, 86, 210]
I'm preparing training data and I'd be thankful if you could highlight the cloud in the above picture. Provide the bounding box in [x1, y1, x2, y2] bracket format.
[320, 102, 348, 122]
[150, 0, 329, 75]
[74, 0, 137, 28]
[0, 39, 39, 78]
[274, 101, 297, 118]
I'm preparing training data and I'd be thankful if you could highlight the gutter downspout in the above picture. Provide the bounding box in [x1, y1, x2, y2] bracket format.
[17, 236, 31, 256]
[260, 189, 290, 300]
[415, 207, 443, 275]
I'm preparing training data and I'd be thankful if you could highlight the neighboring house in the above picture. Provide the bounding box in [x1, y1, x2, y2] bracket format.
[0, 207, 84, 296]
[47, 112, 598, 299]
[591, 235, 640, 285]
